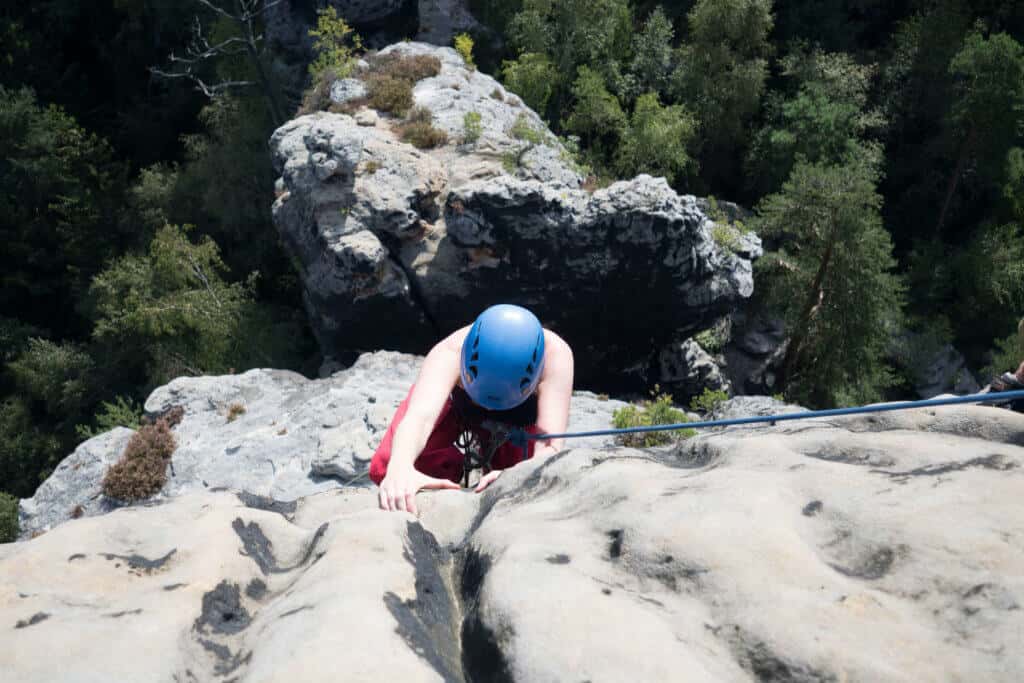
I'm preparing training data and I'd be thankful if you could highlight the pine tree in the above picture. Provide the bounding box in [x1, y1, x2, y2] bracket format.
[754, 148, 905, 407]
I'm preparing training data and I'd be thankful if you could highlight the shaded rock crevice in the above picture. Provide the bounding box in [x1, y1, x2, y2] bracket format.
[385, 522, 466, 681]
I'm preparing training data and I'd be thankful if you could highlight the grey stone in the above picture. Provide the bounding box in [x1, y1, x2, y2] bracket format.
[329, 78, 367, 105]
[892, 331, 982, 399]
[271, 42, 760, 391]
[658, 338, 732, 400]
[354, 109, 378, 126]
[17, 352, 628, 539]
[6, 400, 1024, 682]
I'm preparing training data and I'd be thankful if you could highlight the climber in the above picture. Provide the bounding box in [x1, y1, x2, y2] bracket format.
[983, 318, 1024, 412]
[371, 304, 574, 515]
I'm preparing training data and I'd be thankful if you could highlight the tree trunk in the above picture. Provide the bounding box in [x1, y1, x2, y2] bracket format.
[778, 234, 835, 390]
[935, 125, 976, 234]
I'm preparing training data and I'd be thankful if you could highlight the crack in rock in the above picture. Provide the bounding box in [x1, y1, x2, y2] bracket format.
[871, 454, 1018, 482]
[101, 549, 176, 572]
[14, 612, 50, 629]
[231, 518, 328, 575]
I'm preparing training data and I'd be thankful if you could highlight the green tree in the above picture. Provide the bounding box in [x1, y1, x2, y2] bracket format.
[0, 87, 126, 334]
[615, 93, 697, 185]
[935, 29, 1024, 233]
[507, 0, 633, 113]
[564, 66, 627, 153]
[671, 0, 773, 179]
[85, 224, 257, 386]
[754, 150, 904, 407]
[501, 52, 558, 114]
[307, 6, 361, 80]
[746, 48, 883, 196]
[623, 7, 675, 99]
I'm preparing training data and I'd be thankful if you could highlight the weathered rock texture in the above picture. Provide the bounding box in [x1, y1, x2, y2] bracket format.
[271, 42, 760, 392]
[4, 399, 1023, 681]
[17, 352, 626, 540]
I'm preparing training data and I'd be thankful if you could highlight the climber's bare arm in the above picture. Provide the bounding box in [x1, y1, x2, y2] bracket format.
[378, 327, 468, 514]
[533, 331, 575, 459]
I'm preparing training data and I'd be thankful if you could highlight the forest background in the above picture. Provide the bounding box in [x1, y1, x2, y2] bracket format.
[2, 0, 1023, 508]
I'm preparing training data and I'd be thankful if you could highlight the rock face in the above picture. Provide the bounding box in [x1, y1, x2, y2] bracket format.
[658, 338, 732, 398]
[16, 352, 627, 540]
[271, 42, 760, 391]
[4, 400, 1023, 681]
[891, 331, 982, 399]
[723, 309, 788, 395]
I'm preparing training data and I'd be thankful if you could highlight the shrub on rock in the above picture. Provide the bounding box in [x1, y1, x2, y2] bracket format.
[369, 53, 442, 82]
[612, 392, 694, 447]
[367, 75, 414, 116]
[101, 418, 177, 502]
[399, 107, 448, 149]
[364, 53, 442, 117]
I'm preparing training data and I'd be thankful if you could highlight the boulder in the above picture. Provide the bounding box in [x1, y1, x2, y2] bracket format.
[657, 338, 732, 399]
[5, 400, 1024, 681]
[271, 43, 761, 391]
[17, 352, 628, 540]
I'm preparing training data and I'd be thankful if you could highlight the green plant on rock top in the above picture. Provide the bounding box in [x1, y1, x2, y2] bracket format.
[510, 113, 545, 145]
[463, 111, 483, 144]
[400, 107, 449, 149]
[367, 75, 414, 116]
[712, 223, 744, 255]
[0, 492, 18, 543]
[690, 387, 729, 414]
[454, 33, 475, 69]
[308, 7, 362, 80]
[693, 327, 725, 354]
[369, 53, 442, 82]
[612, 391, 694, 447]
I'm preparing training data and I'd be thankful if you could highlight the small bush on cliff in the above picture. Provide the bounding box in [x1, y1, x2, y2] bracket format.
[463, 111, 483, 144]
[308, 7, 361, 81]
[0, 492, 18, 543]
[612, 391, 694, 447]
[690, 388, 728, 413]
[399, 107, 449, 149]
[454, 33, 476, 69]
[364, 54, 442, 117]
[369, 53, 442, 82]
[367, 75, 415, 116]
[100, 418, 177, 502]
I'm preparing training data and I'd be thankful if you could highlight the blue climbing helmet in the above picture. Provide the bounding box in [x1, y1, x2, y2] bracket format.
[460, 304, 546, 411]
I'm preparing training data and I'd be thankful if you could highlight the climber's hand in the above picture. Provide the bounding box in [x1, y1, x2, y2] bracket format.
[473, 469, 502, 493]
[378, 465, 460, 516]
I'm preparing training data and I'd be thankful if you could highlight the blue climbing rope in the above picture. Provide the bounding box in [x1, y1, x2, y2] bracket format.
[512, 389, 1024, 447]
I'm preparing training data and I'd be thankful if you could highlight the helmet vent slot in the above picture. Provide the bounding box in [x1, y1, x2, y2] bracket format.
[468, 365, 478, 379]
[470, 352, 479, 362]
[525, 363, 534, 374]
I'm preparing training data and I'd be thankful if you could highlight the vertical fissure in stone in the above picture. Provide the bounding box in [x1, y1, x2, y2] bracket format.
[376, 231, 441, 338]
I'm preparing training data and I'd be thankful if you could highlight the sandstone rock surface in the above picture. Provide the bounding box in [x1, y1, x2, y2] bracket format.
[271, 43, 760, 392]
[17, 352, 626, 540]
[4, 401, 1023, 682]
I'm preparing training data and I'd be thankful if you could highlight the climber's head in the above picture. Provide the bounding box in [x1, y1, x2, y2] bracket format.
[460, 304, 545, 411]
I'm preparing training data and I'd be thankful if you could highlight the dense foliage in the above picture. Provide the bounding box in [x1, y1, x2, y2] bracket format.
[2, 0, 1024, 503]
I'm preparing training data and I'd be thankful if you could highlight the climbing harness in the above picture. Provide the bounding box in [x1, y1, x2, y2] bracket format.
[456, 419, 521, 488]
[512, 389, 1024, 446]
